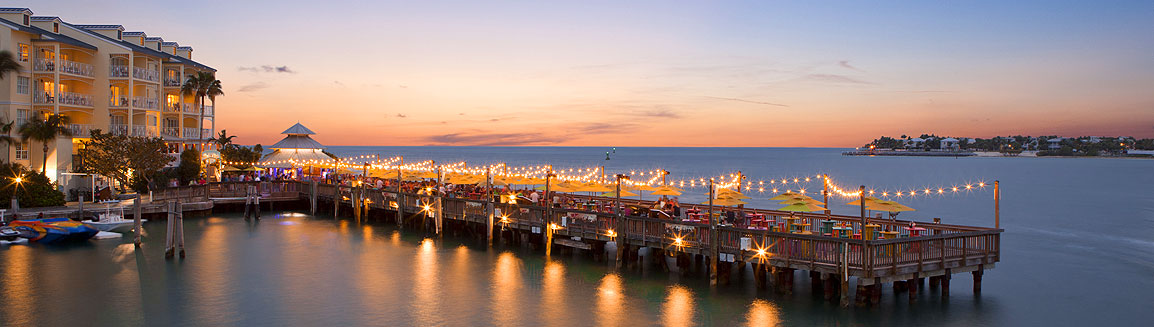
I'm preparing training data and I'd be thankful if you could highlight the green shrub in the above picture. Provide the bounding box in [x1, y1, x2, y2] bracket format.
[0, 163, 66, 208]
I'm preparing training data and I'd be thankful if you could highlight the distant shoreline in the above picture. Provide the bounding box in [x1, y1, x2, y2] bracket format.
[843, 149, 1153, 159]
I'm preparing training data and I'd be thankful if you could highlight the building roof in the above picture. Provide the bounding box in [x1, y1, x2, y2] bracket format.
[258, 149, 334, 168]
[0, 8, 32, 14]
[269, 135, 325, 150]
[162, 41, 179, 46]
[30, 16, 58, 22]
[0, 17, 97, 50]
[281, 123, 316, 135]
[72, 24, 123, 30]
[68, 22, 216, 72]
[942, 138, 958, 142]
[145, 36, 163, 41]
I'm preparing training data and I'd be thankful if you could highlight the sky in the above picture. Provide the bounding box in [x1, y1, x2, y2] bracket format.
[14, 0, 1154, 146]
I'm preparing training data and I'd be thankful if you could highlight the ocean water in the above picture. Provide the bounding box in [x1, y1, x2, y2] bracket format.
[1, 147, 1151, 326]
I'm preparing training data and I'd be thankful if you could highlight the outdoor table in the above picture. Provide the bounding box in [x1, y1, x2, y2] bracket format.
[879, 231, 900, 256]
[820, 220, 836, 235]
[863, 224, 881, 240]
[795, 222, 811, 233]
[784, 217, 801, 233]
[907, 227, 927, 252]
[832, 226, 853, 238]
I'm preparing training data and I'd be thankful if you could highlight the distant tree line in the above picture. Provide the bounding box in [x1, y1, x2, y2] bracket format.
[865, 134, 1154, 157]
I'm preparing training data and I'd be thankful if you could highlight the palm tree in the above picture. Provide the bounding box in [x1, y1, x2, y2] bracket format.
[0, 120, 15, 163]
[0, 50, 20, 79]
[181, 72, 223, 150]
[214, 129, 236, 149]
[18, 114, 72, 174]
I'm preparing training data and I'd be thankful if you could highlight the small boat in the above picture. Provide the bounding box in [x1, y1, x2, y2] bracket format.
[87, 201, 144, 233]
[0, 226, 28, 245]
[9, 218, 99, 243]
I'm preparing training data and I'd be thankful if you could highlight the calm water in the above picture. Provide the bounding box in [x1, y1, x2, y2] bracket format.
[1, 147, 1152, 326]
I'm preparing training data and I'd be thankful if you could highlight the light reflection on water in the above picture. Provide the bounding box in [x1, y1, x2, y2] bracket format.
[662, 285, 695, 327]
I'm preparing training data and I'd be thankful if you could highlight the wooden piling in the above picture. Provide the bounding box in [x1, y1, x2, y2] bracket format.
[310, 181, 318, 214]
[907, 278, 918, 302]
[133, 194, 142, 246]
[941, 270, 951, 298]
[973, 268, 983, 294]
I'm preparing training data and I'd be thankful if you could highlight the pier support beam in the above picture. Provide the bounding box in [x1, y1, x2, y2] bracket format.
[839, 274, 850, 307]
[823, 273, 835, 300]
[973, 268, 983, 294]
[907, 278, 918, 302]
[310, 181, 317, 214]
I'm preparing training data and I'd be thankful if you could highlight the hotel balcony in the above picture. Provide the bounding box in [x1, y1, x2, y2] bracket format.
[109, 97, 129, 109]
[133, 67, 160, 83]
[183, 103, 198, 114]
[33, 92, 94, 107]
[203, 105, 214, 116]
[132, 126, 158, 138]
[183, 127, 210, 139]
[164, 78, 182, 87]
[110, 124, 129, 136]
[162, 127, 180, 138]
[33, 59, 95, 77]
[69, 124, 92, 138]
[132, 96, 159, 110]
[110, 65, 130, 78]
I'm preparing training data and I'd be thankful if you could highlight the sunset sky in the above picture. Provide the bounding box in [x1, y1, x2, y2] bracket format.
[16, 0, 1154, 146]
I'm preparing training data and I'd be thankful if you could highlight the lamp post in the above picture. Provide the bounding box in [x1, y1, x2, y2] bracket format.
[614, 173, 629, 269]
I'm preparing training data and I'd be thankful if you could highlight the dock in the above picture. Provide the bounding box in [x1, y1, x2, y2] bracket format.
[7, 180, 1001, 307]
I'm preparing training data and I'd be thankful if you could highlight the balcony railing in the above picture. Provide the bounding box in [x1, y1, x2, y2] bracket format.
[164, 78, 182, 87]
[109, 96, 129, 108]
[162, 127, 180, 138]
[202, 128, 211, 138]
[69, 124, 92, 138]
[133, 67, 159, 82]
[183, 127, 203, 139]
[183, 103, 198, 114]
[132, 96, 159, 110]
[110, 65, 130, 78]
[34, 91, 94, 107]
[132, 126, 157, 138]
[203, 105, 214, 116]
[166, 102, 182, 113]
[35, 59, 95, 77]
[110, 124, 129, 136]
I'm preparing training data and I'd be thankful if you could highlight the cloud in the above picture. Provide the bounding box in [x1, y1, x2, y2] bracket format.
[634, 108, 681, 118]
[333, 81, 345, 88]
[838, 60, 858, 70]
[395, 113, 407, 118]
[567, 122, 640, 135]
[236, 82, 269, 93]
[703, 96, 790, 108]
[425, 132, 565, 146]
[800, 74, 871, 84]
[238, 65, 296, 74]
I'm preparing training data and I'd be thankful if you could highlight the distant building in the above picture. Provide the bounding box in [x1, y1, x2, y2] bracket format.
[1047, 137, 1065, 150]
[905, 137, 925, 149]
[940, 137, 960, 151]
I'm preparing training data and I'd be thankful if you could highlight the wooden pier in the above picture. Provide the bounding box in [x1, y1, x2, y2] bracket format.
[9, 180, 1000, 306]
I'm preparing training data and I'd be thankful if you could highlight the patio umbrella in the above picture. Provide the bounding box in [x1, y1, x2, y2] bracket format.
[651, 186, 683, 196]
[844, 196, 884, 206]
[602, 190, 639, 197]
[778, 201, 827, 212]
[627, 184, 656, 191]
[866, 200, 916, 212]
[705, 188, 751, 199]
[769, 191, 803, 201]
[777, 195, 824, 206]
[369, 169, 399, 178]
[702, 197, 747, 206]
[334, 167, 358, 175]
[578, 182, 614, 193]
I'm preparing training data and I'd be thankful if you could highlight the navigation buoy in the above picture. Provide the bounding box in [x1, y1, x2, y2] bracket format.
[605, 152, 611, 160]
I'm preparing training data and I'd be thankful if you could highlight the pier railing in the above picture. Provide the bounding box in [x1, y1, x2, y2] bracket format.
[157, 181, 998, 280]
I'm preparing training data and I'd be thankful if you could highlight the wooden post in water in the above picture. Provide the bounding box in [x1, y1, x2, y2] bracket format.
[994, 180, 1000, 229]
[708, 178, 719, 286]
[333, 184, 340, 218]
[133, 194, 142, 246]
[486, 167, 494, 246]
[435, 167, 443, 235]
[396, 157, 404, 226]
[310, 180, 318, 215]
[176, 200, 185, 257]
[78, 195, 84, 221]
[544, 167, 553, 257]
[614, 174, 628, 269]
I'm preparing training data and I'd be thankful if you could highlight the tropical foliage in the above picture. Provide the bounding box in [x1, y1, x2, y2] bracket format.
[178, 147, 201, 184]
[0, 163, 66, 208]
[18, 114, 72, 173]
[79, 130, 174, 193]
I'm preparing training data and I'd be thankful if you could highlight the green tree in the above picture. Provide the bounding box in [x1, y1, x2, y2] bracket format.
[213, 129, 236, 149]
[181, 72, 223, 148]
[0, 50, 20, 79]
[221, 144, 262, 169]
[79, 130, 174, 193]
[0, 163, 66, 208]
[0, 119, 15, 163]
[18, 114, 72, 174]
[178, 147, 201, 184]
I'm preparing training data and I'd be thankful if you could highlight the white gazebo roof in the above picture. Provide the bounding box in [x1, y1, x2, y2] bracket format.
[258, 149, 334, 168]
[281, 123, 316, 135]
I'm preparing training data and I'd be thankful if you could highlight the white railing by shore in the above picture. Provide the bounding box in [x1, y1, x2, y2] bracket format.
[132, 96, 158, 110]
[133, 67, 159, 82]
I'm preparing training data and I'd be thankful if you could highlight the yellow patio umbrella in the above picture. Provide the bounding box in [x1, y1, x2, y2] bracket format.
[578, 182, 614, 193]
[626, 184, 656, 191]
[702, 197, 747, 206]
[369, 169, 399, 178]
[418, 171, 440, 179]
[223, 166, 261, 172]
[651, 186, 683, 196]
[778, 195, 824, 206]
[602, 189, 639, 197]
[334, 167, 358, 175]
[769, 191, 804, 201]
[866, 200, 916, 212]
[778, 201, 827, 212]
[844, 196, 884, 206]
[401, 174, 425, 182]
[705, 188, 750, 199]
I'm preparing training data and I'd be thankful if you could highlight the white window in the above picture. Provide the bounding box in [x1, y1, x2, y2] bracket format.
[16, 76, 29, 94]
[16, 109, 30, 125]
[14, 142, 29, 160]
[17, 44, 29, 62]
